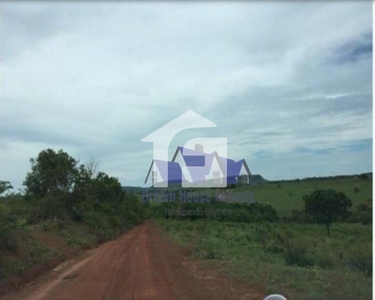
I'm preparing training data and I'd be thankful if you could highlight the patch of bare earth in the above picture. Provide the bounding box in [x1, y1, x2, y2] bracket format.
[1, 221, 263, 300]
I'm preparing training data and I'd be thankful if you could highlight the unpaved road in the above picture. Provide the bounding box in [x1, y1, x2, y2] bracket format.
[1, 221, 261, 300]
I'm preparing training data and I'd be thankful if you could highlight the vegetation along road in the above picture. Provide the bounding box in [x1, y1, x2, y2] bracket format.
[1, 221, 261, 300]
[0, 148, 371, 299]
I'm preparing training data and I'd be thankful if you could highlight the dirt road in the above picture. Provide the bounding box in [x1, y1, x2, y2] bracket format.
[1, 221, 261, 300]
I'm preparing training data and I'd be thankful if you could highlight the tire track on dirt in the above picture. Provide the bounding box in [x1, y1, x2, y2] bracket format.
[1, 221, 262, 300]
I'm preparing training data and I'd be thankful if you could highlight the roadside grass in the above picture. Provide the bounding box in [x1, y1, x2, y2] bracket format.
[34, 219, 99, 250]
[0, 227, 60, 281]
[0, 217, 122, 283]
[157, 219, 372, 300]
[0, 187, 147, 288]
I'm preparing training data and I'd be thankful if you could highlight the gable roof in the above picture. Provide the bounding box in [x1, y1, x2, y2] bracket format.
[172, 146, 251, 180]
[144, 159, 184, 184]
[221, 158, 251, 178]
[171, 147, 224, 182]
[144, 146, 251, 185]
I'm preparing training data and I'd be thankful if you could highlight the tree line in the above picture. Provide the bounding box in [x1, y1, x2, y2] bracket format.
[1, 149, 147, 241]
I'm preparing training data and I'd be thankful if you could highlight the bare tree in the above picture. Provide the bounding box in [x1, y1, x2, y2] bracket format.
[86, 156, 99, 179]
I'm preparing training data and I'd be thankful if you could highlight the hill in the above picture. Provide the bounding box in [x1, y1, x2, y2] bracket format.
[248, 174, 268, 185]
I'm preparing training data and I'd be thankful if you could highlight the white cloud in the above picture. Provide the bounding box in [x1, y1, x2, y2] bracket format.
[0, 1, 372, 188]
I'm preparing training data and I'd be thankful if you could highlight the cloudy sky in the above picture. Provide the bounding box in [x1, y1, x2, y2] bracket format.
[0, 2, 372, 189]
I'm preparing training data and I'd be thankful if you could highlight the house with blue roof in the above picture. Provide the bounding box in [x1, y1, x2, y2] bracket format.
[144, 144, 251, 187]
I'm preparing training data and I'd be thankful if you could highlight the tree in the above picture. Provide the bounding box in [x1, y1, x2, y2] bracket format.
[84, 172, 123, 208]
[86, 156, 99, 179]
[0, 180, 13, 195]
[23, 149, 78, 198]
[304, 189, 352, 236]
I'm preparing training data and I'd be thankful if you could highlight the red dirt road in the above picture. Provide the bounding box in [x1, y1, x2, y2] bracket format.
[1, 221, 261, 300]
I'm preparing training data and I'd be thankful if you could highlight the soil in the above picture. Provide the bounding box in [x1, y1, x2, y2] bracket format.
[0, 221, 263, 300]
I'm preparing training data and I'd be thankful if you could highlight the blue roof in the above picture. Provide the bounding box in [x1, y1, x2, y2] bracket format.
[177, 147, 218, 182]
[149, 147, 248, 185]
[220, 157, 245, 178]
[153, 160, 184, 184]
[177, 147, 247, 183]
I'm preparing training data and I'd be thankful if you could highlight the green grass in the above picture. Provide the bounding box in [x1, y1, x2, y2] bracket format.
[237, 176, 372, 216]
[158, 219, 372, 300]
[145, 175, 372, 217]
[0, 218, 114, 283]
[0, 227, 60, 281]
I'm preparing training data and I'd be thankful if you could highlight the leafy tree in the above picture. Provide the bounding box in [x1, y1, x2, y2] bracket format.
[23, 149, 78, 199]
[86, 172, 123, 209]
[22, 148, 146, 229]
[0, 181, 13, 195]
[304, 189, 352, 236]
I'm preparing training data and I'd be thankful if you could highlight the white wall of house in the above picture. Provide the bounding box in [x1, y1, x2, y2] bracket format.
[152, 163, 169, 187]
[238, 163, 249, 184]
[205, 156, 225, 185]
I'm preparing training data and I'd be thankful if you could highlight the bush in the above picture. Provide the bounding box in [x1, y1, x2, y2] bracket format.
[284, 241, 313, 267]
[0, 227, 18, 253]
[347, 243, 372, 276]
[313, 249, 335, 269]
[288, 209, 313, 223]
[32, 195, 68, 221]
[254, 224, 272, 245]
[0, 204, 18, 252]
[351, 200, 372, 224]
[82, 210, 116, 242]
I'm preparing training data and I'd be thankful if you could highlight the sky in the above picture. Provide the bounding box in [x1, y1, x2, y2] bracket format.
[0, 1, 372, 190]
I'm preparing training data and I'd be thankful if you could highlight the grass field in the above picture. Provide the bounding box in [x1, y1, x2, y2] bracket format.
[142, 174, 372, 217]
[152, 174, 372, 300]
[158, 219, 372, 300]
[230, 175, 372, 216]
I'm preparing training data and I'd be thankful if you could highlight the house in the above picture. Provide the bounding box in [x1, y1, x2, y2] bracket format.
[144, 160, 184, 185]
[141, 110, 224, 187]
[144, 144, 251, 187]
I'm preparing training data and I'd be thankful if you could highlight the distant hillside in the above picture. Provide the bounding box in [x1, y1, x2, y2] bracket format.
[271, 172, 372, 183]
[122, 186, 145, 194]
[123, 173, 371, 192]
[124, 175, 269, 191]
[249, 174, 268, 185]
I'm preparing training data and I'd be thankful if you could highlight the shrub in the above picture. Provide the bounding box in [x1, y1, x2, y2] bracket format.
[313, 249, 335, 269]
[254, 224, 272, 245]
[288, 209, 313, 223]
[0, 204, 18, 252]
[352, 200, 372, 225]
[265, 239, 284, 254]
[284, 241, 313, 267]
[347, 243, 372, 277]
[32, 195, 68, 221]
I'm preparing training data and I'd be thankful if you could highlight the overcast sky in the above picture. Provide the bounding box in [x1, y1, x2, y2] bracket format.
[0, 2, 372, 189]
